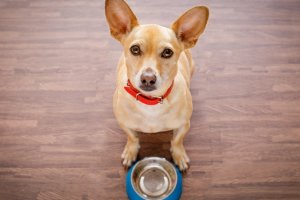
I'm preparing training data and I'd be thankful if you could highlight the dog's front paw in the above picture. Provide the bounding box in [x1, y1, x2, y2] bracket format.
[121, 142, 140, 167]
[171, 146, 190, 171]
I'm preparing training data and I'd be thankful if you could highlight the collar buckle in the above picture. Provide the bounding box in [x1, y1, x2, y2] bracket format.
[158, 96, 163, 104]
[135, 93, 142, 101]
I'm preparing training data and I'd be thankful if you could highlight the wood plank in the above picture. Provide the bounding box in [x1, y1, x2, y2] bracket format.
[0, 0, 300, 199]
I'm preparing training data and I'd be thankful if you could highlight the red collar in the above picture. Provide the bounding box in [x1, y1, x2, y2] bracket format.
[124, 80, 174, 105]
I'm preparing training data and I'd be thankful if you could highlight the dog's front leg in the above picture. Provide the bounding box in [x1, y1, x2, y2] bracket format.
[171, 122, 190, 171]
[121, 127, 140, 167]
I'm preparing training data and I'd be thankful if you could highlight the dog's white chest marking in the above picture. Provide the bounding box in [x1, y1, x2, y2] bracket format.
[124, 101, 186, 133]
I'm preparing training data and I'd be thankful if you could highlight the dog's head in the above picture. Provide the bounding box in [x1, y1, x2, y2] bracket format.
[105, 0, 209, 96]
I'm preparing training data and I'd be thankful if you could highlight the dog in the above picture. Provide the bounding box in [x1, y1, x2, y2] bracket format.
[105, 0, 209, 171]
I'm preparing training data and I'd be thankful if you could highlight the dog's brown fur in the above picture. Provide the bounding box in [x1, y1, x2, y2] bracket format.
[105, 0, 209, 170]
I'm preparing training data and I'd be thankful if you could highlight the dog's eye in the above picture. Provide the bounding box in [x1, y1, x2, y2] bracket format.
[161, 48, 173, 58]
[130, 45, 141, 56]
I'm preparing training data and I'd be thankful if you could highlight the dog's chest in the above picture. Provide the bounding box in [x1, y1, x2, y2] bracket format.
[120, 100, 186, 133]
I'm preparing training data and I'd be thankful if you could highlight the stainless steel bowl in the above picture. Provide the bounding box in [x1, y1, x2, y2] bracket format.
[130, 157, 178, 199]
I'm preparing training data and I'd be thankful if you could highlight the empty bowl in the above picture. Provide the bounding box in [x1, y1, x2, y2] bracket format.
[126, 157, 182, 200]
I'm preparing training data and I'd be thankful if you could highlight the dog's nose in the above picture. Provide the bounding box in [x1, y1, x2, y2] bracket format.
[140, 71, 156, 86]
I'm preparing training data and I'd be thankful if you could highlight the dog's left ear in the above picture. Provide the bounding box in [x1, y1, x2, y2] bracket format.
[105, 0, 139, 42]
[172, 6, 209, 49]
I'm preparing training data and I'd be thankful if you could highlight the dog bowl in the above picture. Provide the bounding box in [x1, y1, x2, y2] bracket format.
[126, 157, 182, 200]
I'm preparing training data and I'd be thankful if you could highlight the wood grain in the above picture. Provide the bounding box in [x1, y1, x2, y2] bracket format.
[0, 0, 300, 199]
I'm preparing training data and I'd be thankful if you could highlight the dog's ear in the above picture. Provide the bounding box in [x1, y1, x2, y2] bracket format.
[172, 6, 209, 49]
[105, 0, 139, 42]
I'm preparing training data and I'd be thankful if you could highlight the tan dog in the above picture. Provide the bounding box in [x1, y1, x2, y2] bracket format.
[105, 0, 209, 170]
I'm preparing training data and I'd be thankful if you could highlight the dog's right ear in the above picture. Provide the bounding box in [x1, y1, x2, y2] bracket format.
[105, 0, 139, 42]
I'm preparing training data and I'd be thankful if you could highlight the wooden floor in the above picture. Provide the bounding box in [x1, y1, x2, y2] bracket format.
[1, 0, 300, 199]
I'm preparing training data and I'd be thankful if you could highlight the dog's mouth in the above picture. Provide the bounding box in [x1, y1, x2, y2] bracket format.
[139, 85, 157, 92]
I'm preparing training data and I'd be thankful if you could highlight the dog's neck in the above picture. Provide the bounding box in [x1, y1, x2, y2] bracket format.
[124, 80, 174, 105]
